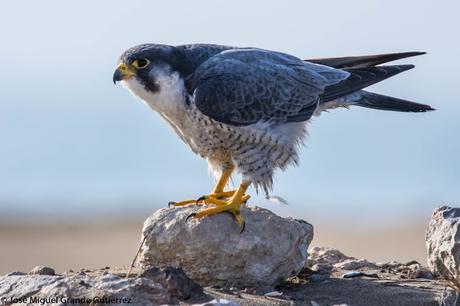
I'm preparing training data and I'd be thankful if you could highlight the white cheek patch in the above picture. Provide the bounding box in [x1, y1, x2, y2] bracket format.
[121, 69, 188, 123]
[122, 78, 155, 103]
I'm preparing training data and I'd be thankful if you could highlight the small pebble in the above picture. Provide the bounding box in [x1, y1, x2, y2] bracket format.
[242, 287, 257, 294]
[200, 299, 239, 306]
[264, 291, 283, 297]
[310, 273, 330, 283]
[342, 271, 378, 278]
[29, 265, 55, 276]
[311, 263, 333, 274]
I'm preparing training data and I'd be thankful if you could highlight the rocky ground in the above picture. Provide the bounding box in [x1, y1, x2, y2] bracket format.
[2, 206, 460, 305]
[1, 247, 457, 306]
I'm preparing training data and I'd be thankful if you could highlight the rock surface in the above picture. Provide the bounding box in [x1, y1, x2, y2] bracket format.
[0, 273, 172, 305]
[308, 247, 353, 267]
[139, 266, 202, 300]
[334, 258, 378, 270]
[137, 205, 314, 288]
[0, 252, 452, 306]
[29, 265, 55, 276]
[426, 206, 460, 286]
[306, 247, 433, 282]
[307, 247, 377, 271]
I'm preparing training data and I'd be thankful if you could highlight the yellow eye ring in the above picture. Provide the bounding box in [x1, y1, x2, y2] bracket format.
[132, 58, 150, 69]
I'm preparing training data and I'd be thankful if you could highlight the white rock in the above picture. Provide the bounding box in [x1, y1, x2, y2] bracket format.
[406, 264, 433, 279]
[308, 247, 378, 272]
[137, 205, 314, 288]
[0, 273, 171, 305]
[264, 291, 283, 297]
[29, 265, 55, 276]
[333, 259, 378, 270]
[426, 206, 460, 285]
[192, 299, 239, 306]
[308, 247, 353, 267]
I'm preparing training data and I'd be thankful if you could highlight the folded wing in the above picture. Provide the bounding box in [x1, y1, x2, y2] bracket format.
[186, 49, 430, 126]
[186, 48, 349, 126]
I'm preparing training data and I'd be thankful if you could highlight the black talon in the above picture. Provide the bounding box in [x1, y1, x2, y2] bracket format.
[185, 213, 197, 223]
[222, 211, 245, 233]
[240, 221, 246, 234]
[168, 201, 176, 208]
[195, 196, 206, 204]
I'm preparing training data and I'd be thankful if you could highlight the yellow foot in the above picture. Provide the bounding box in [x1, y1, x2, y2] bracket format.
[168, 190, 250, 207]
[200, 190, 237, 200]
[196, 191, 250, 205]
[168, 199, 196, 207]
[185, 196, 247, 233]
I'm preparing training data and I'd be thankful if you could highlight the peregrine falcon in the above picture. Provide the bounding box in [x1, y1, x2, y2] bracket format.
[113, 44, 433, 231]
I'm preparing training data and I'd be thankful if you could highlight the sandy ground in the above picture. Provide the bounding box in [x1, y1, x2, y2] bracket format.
[0, 214, 428, 275]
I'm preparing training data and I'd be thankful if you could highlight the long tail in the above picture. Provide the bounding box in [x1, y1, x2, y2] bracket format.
[320, 64, 416, 102]
[349, 91, 434, 112]
[318, 89, 435, 114]
[310, 51, 434, 113]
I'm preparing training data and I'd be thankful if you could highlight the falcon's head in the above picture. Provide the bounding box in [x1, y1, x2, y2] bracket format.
[113, 44, 191, 95]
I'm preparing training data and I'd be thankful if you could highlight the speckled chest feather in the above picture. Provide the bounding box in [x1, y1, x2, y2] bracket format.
[123, 71, 305, 193]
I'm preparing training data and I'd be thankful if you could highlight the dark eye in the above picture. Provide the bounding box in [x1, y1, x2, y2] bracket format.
[132, 58, 150, 69]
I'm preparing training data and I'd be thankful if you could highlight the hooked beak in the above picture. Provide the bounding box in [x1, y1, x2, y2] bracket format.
[113, 63, 135, 84]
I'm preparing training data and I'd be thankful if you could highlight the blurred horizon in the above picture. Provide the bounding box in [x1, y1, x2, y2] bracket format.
[1, 0, 459, 225]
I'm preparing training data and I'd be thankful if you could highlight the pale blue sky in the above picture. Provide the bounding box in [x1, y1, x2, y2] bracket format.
[0, 0, 458, 223]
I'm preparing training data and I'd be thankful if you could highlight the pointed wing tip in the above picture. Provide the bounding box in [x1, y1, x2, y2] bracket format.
[416, 104, 435, 112]
[408, 51, 427, 56]
[305, 51, 428, 69]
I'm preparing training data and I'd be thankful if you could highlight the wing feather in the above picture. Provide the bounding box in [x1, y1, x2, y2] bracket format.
[321, 65, 414, 102]
[305, 51, 425, 68]
[186, 49, 418, 126]
[186, 49, 348, 126]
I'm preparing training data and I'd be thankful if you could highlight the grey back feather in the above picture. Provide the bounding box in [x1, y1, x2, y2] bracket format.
[186, 48, 349, 126]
